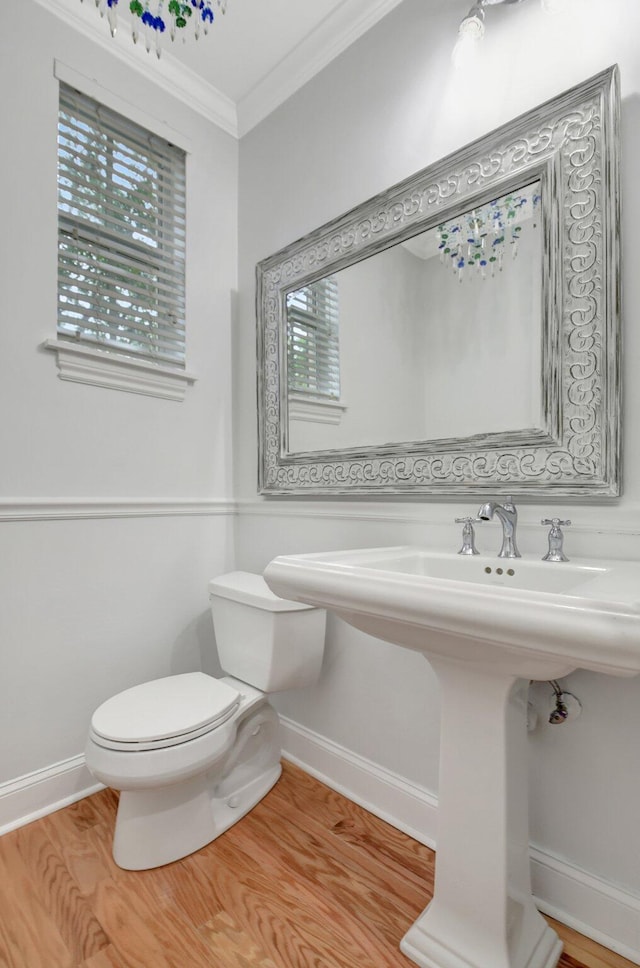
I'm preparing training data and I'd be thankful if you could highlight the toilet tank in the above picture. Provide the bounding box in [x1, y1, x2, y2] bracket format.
[208, 572, 326, 692]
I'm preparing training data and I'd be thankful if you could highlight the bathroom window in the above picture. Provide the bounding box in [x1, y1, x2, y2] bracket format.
[286, 275, 341, 416]
[55, 83, 187, 372]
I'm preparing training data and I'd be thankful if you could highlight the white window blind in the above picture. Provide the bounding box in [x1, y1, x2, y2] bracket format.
[57, 83, 187, 367]
[286, 276, 340, 399]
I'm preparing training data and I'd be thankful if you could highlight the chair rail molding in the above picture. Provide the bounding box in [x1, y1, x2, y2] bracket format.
[0, 499, 237, 522]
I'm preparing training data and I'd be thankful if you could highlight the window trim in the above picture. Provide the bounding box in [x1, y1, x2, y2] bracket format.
[288, 392, 347, 425]
[50, 61, 196, 401]
[53, 61, 193, 153]
[43, 338, 196, 401]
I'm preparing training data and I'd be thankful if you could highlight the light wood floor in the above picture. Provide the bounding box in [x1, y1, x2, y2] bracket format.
[0, 760, 634, 968]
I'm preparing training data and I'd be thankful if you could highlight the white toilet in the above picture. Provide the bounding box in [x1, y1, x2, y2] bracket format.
[85, 572, 326, 871]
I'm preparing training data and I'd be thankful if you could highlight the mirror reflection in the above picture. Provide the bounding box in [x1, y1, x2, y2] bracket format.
[260, 67, 620, 496]
[286, 181, 542, 454]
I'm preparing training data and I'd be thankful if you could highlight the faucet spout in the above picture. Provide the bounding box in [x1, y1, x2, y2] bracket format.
[477, 497, 521, 558]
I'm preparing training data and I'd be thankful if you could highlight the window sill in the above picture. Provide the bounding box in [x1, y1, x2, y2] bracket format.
[288, 394, 346, 425]
[43, 339, 197, 402]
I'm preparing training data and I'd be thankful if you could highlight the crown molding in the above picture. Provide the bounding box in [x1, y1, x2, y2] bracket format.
[237, 0, 405, 136]
[33, 0, 238, 136]
[37, 0, 404, 139]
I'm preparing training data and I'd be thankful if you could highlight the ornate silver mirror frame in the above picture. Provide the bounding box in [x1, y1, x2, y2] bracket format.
[257, 66, 620, 497]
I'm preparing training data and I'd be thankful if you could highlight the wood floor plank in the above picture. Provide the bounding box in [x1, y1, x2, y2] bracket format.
[100, 867, 216, 968]
[193, 828, 415, 966]
[87, 789, 120, 827]
[549, 919, 637, 968]
[13, 820, 110, 963]
[264, 775, 433, 907]
[274, 761, 434, 885]
[78, 944, 130, 968]
[40, 796, 105, 855]
[0, 832, 73, 968]
[199, 910, 281, 967]
[0, 761, 635, 968]
[135, 851, 225, 929]
[50, 821, 115, 899]
[232, 800, 424, 943]
[90, 878, 175, 968]
[141, 905, 225, 968]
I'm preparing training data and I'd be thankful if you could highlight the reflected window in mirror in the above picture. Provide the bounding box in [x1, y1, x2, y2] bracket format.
[286, 275, 345, 431]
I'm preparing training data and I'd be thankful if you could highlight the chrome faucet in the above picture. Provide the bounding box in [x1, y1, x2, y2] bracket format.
[477, 496, 521, 558]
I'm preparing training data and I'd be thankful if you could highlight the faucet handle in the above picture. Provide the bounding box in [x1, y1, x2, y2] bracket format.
[455, 517, 480, 556]
[541, 518, 571, 562]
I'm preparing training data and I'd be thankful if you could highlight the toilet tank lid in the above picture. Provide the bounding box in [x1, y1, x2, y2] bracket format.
[209, 571, 317, 612]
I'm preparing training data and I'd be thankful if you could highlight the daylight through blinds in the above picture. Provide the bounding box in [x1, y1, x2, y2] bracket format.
[57, 84, 187, 366]
[286, 276, 340, 399]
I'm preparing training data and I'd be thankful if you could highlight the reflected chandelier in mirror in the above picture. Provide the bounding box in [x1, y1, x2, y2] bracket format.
[257, 66, 621, 497]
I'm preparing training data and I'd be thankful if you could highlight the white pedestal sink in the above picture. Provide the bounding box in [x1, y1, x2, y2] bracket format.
[264, 547, 640, 968]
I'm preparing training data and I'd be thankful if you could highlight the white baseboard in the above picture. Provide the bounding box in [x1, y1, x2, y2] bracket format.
[280, 716, 640, 965]
[279, 715, 438, 849]
[0, 755, 103, 836]
[531, 848, 640, 964]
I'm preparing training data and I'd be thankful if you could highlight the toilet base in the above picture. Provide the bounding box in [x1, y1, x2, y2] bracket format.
[109, 701, 283, 870]
[113, 763, 282, 870]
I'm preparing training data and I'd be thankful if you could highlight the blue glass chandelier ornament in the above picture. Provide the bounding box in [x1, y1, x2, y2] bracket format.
[436, 186, 541, 281]
[82, 0, 227, 56]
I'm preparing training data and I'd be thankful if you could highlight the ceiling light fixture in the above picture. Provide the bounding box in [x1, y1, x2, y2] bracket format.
[82, 0, 228, 57]
[452, 0, 535, 66]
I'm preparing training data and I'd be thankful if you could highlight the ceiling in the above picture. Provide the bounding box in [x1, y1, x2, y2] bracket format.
[153, 0, 350, 104]
[42, 0, 404, 136]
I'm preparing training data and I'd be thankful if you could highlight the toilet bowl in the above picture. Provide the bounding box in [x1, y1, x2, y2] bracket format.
[85, 572, 326, 870]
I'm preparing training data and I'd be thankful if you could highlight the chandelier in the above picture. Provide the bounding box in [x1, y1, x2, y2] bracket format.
[436, 185, 541, 281]
[83, 0, 228, 56]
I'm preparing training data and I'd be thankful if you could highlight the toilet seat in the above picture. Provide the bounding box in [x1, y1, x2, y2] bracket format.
[90, 672, 241, 752]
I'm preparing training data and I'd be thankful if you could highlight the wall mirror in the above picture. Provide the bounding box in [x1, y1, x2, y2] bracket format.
[257, 66, 620, 497]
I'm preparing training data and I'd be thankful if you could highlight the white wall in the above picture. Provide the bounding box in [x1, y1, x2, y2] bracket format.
[236, 0, 640, 955]
[0, 3, 237, 789]
[420, 225, 542, 437]
[3, 0, 640, 959]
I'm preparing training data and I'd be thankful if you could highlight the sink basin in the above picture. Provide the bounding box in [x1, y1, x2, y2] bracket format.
[264, 547, 640, 968]
[352, 548, 606, 591]
[265, 546, 640, 680]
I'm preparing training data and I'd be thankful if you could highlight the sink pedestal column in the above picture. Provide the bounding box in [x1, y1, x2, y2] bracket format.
[401, 658, 562, 968]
